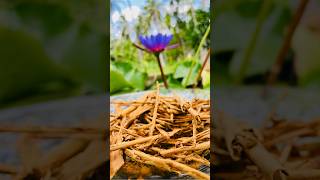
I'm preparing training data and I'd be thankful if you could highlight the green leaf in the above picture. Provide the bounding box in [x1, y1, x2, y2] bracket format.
[112, 61, 147, 90]
[14, 2, 72, 36]
[113, 61, 134, 73]
[61, 31, 106, 92]
[234, 0, 263, 18]
[174, 60, 201, 86]
[110, 66, 131, 93]
[273, 0, 290, 7]
[202, 71, 210, 88]
[174, 61, 193, 79]
[0, 26, 74, 103]
[213, 12, 256, 52]
[167, 75, 184, 89]
[125, 69, 147, 90]
[229, 5, 291, 78]
[182, 63, 201, 86]
[293, 25, 320, 86]
[230, 34, 282, 77]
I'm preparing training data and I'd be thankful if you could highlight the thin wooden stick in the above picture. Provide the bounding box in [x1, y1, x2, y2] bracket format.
[288, 168, 320, 179]
[280, 142, 294, 163]
[265, 128, 314, 147]
[149, 83, 160, 136]
[110, 134, 161, 151]
[160, 141, 210, 156]
[0, 125, 105, 134]
[55, 140, 106, 179]
[188, 107, 200, 146]
[217, 111, 288, 179]
[125, 149, 210, 180]
[0, 164, 17, 174]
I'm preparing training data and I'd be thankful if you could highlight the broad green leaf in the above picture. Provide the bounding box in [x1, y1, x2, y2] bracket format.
[113, 61, 134, 73]
[125, 69, 147, 90]
[182, 63, 201, 86]
[229, 6, 291, 78]
[167, 75, 184, 89]
[174, 60, 197, 79]
[112, 61, 147, 90]
[0, 26, 74, 103]
[230, 34, 282, 77]
[14, 2, 72, 36]
[213, 12, 255, 52]
[110, 67, 131, 93]
[293, 25, 320, 86]
[234, 0, 263, 18]
[61, 31, 106, 92]
[202, 71, 210, 88]
[174, 60, 201, 86]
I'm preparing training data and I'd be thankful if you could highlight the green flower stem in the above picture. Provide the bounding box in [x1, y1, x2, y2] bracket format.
[155, 53, 169, 89]
[235, 0, 273, 84]
[184, 25, 210, 87]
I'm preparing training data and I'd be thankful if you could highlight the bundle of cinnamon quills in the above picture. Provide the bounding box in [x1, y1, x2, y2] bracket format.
[214, 110, 320, 180]
[110, 84, 210, 179]
[0, 117, 107, 179]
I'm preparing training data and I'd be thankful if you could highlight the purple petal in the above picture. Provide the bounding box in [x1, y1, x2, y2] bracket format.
[138, 33, 173, 52]
[139, 35, 152, 50]
[155, 34, 162, 45]
[163, 34, 173, 47]
[150, 35, 157, 49]
[156, 34, 165, 50]
[158, 34, 166, 49]
[144, 36, 153, 49]
[138, 35, 147, 48]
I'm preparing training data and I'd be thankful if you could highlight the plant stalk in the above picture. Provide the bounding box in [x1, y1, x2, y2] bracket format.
[235, 0, 273, 84]
[155, 53, 169, 89]
[194, 48, 211, 88]
[267, 0, 309, 85]
[184, 25, 210, 87]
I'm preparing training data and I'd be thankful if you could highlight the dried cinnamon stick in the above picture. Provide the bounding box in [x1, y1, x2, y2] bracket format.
[125, 149, 210, 180]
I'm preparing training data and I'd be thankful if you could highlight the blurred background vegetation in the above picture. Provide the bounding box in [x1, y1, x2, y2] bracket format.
[0, 0, 106, 108]
[1, 0, 318, 107]
[213, 0, 320, 87]
[110, 0, 210, 95]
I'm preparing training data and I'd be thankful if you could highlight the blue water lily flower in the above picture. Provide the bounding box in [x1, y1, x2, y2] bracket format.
[138, 33, 173, 53]
[132, 32, 179, 89]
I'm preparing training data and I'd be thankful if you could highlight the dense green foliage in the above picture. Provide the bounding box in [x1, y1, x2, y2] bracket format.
[110, 0, 210, 95]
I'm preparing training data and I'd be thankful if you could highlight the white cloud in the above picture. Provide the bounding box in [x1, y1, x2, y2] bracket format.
[122, 6, 141, 22]
[111, 11, 120, 23]
[163, 2, 192, 15]
[178, 4, 192, 14]
[112, 6, 141, 23]
[164, 2, 178, 15]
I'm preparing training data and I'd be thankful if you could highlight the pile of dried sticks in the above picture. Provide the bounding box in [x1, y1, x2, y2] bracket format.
[110, 85, 210, 179]
[214, 110, 320, 180]
[0, 118, 107, 179]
